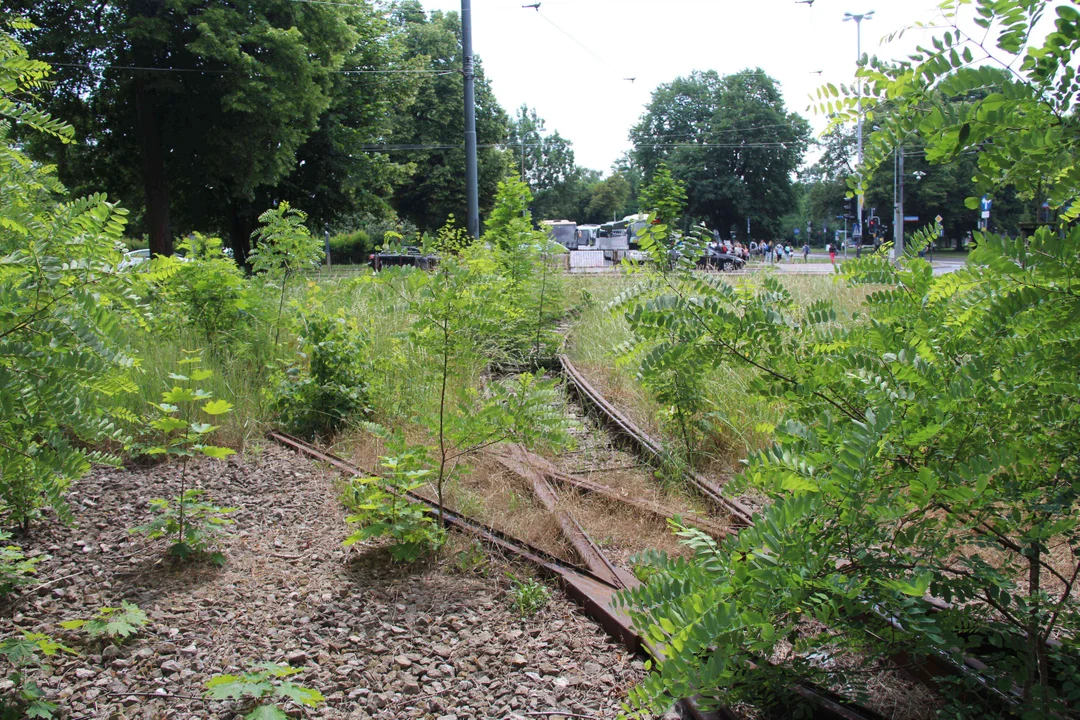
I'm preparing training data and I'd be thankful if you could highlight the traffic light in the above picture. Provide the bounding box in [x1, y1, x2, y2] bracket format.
[843, 197, 856, 220]
[867, 216, 879, 236]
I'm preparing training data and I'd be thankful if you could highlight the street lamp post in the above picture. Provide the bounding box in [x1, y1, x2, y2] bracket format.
[844, 10, 874, 247]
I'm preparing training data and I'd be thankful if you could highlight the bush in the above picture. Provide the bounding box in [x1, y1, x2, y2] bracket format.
[0, 23, 137, 530]
[273, 308, 371, 440]
[152, 234, 257, 348]
[327, 230, 372, 265]
[342, 432, 445, 562]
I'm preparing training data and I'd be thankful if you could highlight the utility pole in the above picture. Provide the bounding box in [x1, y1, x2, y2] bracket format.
[845, 10, 874, 244]
[893, 145, 904, 257]
[461, 0, 479, 238]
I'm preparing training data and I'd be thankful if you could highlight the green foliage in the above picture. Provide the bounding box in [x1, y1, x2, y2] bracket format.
[205, 662, 325, 720]
[250, 203, 325, 280]
[250, 202, 325, 350]
[0, 632, 75, 719]
[0, 23, 136, 530]
[506, 572, 550, 616]
[131, 358, 236, 564]
[817, 0, 1080, 222]
[342, 430, 444, 563]
[482, 179, 570, 358]
[10, 0, 390, 257]
[613, 222, 1080, 715]
[327, 229, 372, 265]
[59, 602, 148, 643]
[451, 540, 489, 576]
[153, 234, 256, 348]
[132, 490, 236, 566]
[0, 532, 40, 597]
[387, 6, 510, 231]
[273, 302, 372, 440]
[639, 165, 687, 229]
[632, 70, 811, 237]
[368, 236, 571, 526]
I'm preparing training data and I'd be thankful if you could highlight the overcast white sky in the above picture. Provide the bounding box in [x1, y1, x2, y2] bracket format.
[417, 0, 1038, 174]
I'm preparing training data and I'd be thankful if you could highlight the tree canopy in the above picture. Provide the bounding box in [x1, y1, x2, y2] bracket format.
[386, 5, 510, 233]
[9, 0, 392, 261]
[631, 69, 810, 239]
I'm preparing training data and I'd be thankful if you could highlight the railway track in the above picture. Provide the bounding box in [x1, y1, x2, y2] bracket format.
[551, 356, 1068, 719]
[269, 426, 887, 720]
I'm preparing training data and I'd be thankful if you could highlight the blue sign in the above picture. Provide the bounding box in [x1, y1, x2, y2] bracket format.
[981, 195, 992, 212]
[852, 221, 862, 238]
[794, 228, 800, 235]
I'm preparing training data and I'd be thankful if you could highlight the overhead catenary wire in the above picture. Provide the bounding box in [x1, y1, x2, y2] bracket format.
[48, 61, 454, 76]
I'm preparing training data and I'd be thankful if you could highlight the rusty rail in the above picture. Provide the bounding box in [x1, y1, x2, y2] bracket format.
[558, 355, 755, 526]
[552, 360, 1038, 715]
[492, 443, 730, 542]
[491, 443, 638, 590]
[269, 430, 886, 720]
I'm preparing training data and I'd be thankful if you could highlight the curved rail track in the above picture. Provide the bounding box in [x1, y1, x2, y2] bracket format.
[553, 355, 1066, 719]
[268, 427, 887, 720]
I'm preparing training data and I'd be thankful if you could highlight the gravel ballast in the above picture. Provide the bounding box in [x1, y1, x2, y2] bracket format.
[2, 445, 646, 719]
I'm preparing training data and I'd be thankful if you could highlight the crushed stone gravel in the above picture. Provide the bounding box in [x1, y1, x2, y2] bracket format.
[2, 444, 651, 719]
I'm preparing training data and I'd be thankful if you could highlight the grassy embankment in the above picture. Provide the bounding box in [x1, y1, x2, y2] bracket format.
[563, 271, 870, 467]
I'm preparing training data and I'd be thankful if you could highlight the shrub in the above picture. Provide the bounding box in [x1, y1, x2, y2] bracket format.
[0, 22, 137, 530]
[0, 633, 75, 719]
[0, 533, 40, 598]
[273, 308, 371, 440]
[60, 602, 148, 644]
[205, 662, 324, 720]
[130, 359, 236, 564]
[342, 431, 445, 563]
[152, 234, 256, 348]
[327, 230, 372, 265]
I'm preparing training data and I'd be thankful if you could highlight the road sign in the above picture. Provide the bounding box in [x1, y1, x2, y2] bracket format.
[904, 215, 920, 222]
[794, 228, 800, 235]
[980, 195, 992, 212]
[981, 211, 990, 218]
[935, 214, 943, 224]
[852, 222, 862, 238]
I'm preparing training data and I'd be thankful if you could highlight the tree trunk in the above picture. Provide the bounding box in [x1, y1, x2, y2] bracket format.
[230, 204, 254, 268]
[134, 78, 172, 257]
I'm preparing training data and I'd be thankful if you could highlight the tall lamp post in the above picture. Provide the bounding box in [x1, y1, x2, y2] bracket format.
[844, 10, 874, 246]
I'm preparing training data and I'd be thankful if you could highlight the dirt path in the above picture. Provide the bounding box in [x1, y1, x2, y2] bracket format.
[3, 445, 644, 719]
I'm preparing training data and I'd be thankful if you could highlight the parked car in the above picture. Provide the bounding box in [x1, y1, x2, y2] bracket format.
[119, 249, 151, 270]
[666, 242, 746, 272]
[368, 247, 438, 271]
[699, 246, 746, 271]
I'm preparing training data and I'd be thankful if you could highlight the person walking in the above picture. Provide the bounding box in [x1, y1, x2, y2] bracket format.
[802, 241, 811, 262]
[784, 244, 793, 263]
[828, 243, 837, 264]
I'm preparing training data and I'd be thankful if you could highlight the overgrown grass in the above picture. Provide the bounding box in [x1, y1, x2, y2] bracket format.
[565, 272, 870, 464]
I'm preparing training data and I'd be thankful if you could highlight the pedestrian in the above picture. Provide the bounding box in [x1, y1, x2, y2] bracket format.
[802, 241, 810, 262]
[784, 244, 793, 262]
[828, 243, 837, 264]
[775, 244, 783, 263]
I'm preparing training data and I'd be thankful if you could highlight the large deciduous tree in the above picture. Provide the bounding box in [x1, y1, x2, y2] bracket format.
[386, 4, 509, 232]
[631, 69, 810, 239]
[11, 0, 391, 262]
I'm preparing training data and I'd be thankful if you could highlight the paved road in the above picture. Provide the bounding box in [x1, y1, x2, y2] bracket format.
[756, 255, 966, 275]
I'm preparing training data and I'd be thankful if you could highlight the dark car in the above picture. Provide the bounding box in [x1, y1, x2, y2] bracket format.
[368, 246, 438, 271]
[698, 246, 746, 271]
[667, 242, 746, 272]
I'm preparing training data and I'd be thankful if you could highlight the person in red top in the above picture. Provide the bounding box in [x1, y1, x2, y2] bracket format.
[829, 243, 837, 264]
